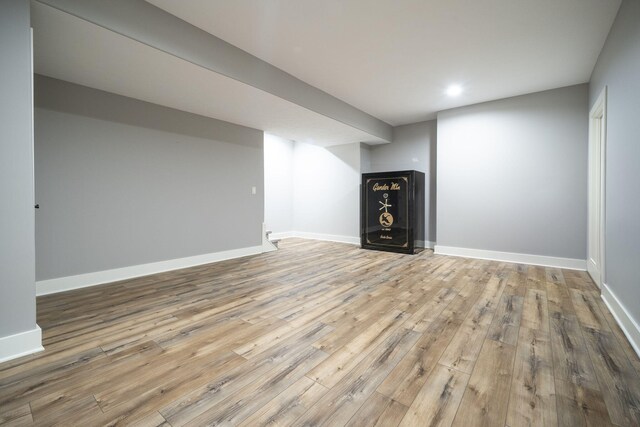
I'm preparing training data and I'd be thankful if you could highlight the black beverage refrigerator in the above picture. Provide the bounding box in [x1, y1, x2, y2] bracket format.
[360, 170, 425, 254]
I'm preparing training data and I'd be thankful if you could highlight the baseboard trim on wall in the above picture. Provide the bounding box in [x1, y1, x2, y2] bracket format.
[36, 245, 264, 296]
[262, 223, 278, 253]
[601, 282, 640, 358]
[274, 232, 436, 248]
[433, 245, 586, 270]
[269, 231, 295, 240]
[293, 231, 360, 245]
[0, 325, 43, 364]
[416, 240, 436, 249]
[274, 231, 359, 245]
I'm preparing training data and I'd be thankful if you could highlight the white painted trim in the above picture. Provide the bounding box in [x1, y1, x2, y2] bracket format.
[269, 231, 295, 240]
[587, 259, 600, 284]
[262, 223, 277, 253]
[601, 282, 640, 358]
[275, 232, 433, 249]
[36, 245, 264, 296]
[292, 231, 360, 245]
[416, 240, 436, 249]
[272, 231, 359, 245]
[587, 85, 607, 289]
[434, 245, 586, 270]
[0, 326, 43, 364]
[415, 240, 436, 249]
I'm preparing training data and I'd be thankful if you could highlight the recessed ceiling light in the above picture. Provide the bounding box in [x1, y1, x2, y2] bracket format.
[446, 84, 463, 97]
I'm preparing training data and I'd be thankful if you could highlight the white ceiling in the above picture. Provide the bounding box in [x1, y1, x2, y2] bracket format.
[32, 1, 621, 146]
[147, 0, 621, 125]
[31, 2, 387, 147]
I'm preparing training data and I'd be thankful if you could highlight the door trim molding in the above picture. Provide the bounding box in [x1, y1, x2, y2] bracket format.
[587, 86, 607, 288]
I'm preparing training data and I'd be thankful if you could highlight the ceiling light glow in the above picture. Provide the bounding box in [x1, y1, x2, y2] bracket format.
[446, 84, 463, 97]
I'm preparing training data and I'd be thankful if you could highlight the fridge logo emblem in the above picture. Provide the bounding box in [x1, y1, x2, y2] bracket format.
[378, 194, 394, 226]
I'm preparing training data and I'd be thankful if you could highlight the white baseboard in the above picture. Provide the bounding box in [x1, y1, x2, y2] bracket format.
[274, 231, 359, 245]
[416, 240, 436, 249]
[601, 282, 640, 358]
[269, 231, 295, 240]
[275, 232, 434, 248]
[291, 231, 360, 245]
[36, 245, 264, 296]
[262, 223, 277, 253]
[0, 325, 43, 364]
[434, 245, 586, 270]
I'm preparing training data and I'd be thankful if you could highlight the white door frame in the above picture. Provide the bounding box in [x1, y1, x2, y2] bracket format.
[587, 86, 607, 288]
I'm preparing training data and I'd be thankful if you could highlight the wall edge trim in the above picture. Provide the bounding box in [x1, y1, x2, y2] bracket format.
[269, 231, 295, 240]
[0, 326, 43, 364]
[433, 245, 586, 270]
[416, 240, 436, 249]
[601, 282, 640, 358]
[276, 232, 435, 248]
[273, 231, 360, 245]
[293, 231, 360, 245]
[36, 245, 264, 296]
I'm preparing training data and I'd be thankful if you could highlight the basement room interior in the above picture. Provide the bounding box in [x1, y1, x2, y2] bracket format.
[1, 0, 639, 426]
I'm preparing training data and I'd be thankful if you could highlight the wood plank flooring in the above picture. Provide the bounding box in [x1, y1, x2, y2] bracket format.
[1, 238, 639, 426]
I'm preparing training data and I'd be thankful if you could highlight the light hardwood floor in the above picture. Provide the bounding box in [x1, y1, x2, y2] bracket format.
[1, 238, 639, 426]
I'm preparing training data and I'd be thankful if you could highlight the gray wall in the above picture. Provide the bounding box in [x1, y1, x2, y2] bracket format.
[437, 85, 588, 259]
[292, 142, 361, 240]
[0, 0, 37, 337]
[368, 120, 437, 243]
[360, 143, 372, 175]
[264, 134, 294, 235]
[35, 76, 264, 281]
[589, 0, 640, 322]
